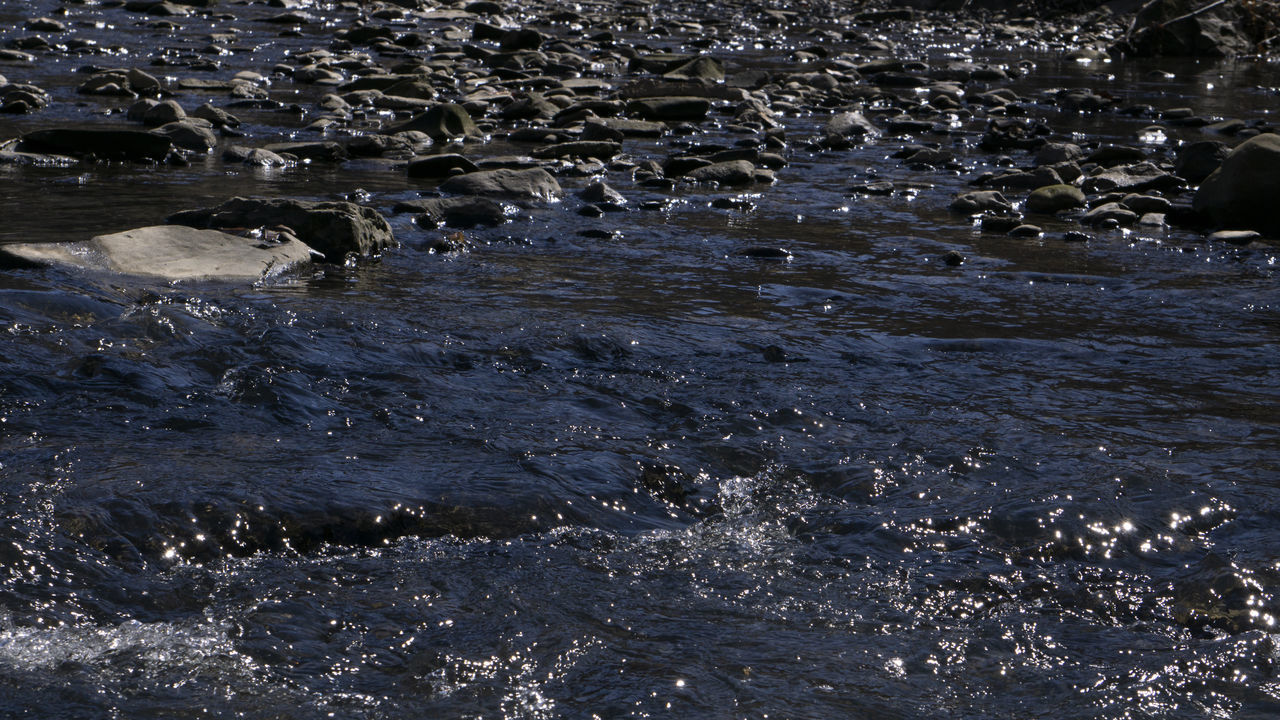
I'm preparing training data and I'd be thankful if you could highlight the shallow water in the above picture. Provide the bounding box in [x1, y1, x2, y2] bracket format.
[1, 1, 1279, 718]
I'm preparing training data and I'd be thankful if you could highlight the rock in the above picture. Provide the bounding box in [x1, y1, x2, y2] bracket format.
[980, 214, 1024, 233]
[438, 168, 562, 202]
[398, 196, 512, 228]
[390, 103, 480, 141]
[1207, 230, 1261, 245]
[407, 153, 480, 179]
[262, 141, 347, 162]
[0, 226, 314, 282]
[663, 56, 724, 82]
[1026, 184, 1086, 214]
[1081, 202, 1139, 227]
[986, 167, 1063, 191]
[18, 128, 173, 161]
[1009, 224, 1043, 238]
[1193, 134, 1280, 235]
[1174, 140, 1229, 183]
[626, 96, 710, 122]
[1035, 142, 1083, 165]
[683, 160, 757, 185]
[222, 146, 289, 166]
[1081, 162, 1181, 194]
[579, 181, 625, 206]
[153, 120, 218, 151]
[1124, 0, 1251, 58]
[167, 196, 395, 259]
[531, 141, 622, 161]
[824, 111, 878, 139]
[950, 190, 1013, 215]
[1121, 194, 1173, 214]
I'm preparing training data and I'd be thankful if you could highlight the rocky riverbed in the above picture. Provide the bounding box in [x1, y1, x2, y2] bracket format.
[0, 0, 1278, 718]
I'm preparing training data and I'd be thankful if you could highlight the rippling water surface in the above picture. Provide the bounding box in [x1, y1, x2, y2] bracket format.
[1, 1, 1279, 717]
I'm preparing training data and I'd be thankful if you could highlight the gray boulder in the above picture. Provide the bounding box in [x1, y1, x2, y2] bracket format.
[1193, 134, 1280, 235]
[1026, 184, 1086, 214]
[397, 196, 512, 228]
[167, 196, 396, 259]
[407, 153, 480, 179]
[626, 96, 710, 122]
[0, 226, 314, 281]
[439, 168, 562, 202]
[683, 160, 757, 185]
[1175, 140, 1229, 183]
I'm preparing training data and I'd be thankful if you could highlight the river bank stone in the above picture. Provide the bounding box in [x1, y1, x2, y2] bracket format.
[167, 197, 396, 259]
[390, 103, 480, 141]
[1193, 134, 1280, 235]
[0, 226, 314, 281]
[1026, 184, 1086, 214]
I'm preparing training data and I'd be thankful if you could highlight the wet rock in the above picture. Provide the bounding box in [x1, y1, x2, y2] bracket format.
[389, 103, 480, 142]
[499, 93, 559, 121]
[1123, 0, 1251, 58]
[345, 134, 417, 159]
[407, 153, 480, 179]
[1081, 162, 1181, 194]
[683, 160, 757, 186]
[824, 111, 879, 139]
[626, 96, 710, 122]
[579, 181, 625, 206]
[399, 196, 511, 228]
[153, 119, 217, 151]
[1086, 145, 1148, 167]
[1121, 194, 1173, 215]
[1009, 224, 1043, 238]
[986, 167, 1063, 191]
[438, 167, 562, 202]
[1081, 202, 1139, 227]
[978, 118, 1051, 152]
[222, 146, 289, 167]
[941, 249, 965, 266]
[736, 246, 792, 260]
[951, 190, 1013, 215]
[1207, 230, 1261, 245]
[262, 141, 347, 163]
[77, 68, 163, 97]
[980, 214, 1024, 233]
[663, 56, 724, 82]
[531, 141, 622, 161]
[1193, 134, 1280, 235]
[0, 226, 314, 282]
[18, 128, 174, 162]
[1035, 142, 1083, 165]
[1174, 140, 1229, 184]
[0, 83, 50, 114]
[1026, 184, 1086, 214]
[167, 196, 395, 259]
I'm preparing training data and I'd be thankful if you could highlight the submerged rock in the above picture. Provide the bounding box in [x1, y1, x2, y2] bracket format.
[167, 197, 396, 259]
[18, 128, 174, 162]
[399, 196, 512, 228]
[0, 226, 314, 281]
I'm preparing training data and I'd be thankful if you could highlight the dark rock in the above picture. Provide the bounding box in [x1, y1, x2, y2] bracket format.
[400, 196, 511, 228]
[19, 128, 173, 161]
[1009, 224, 1043, 238]
[1174, 140, 1229, 183]
[663, 56, 724, 82]
[531, 141, 622, 161]
[1124, 0, 1251, 58]
[222, 146, 289, 166]
[153, 120, 217, 151]
[626, 96, 710, 122]
[1193, 134, 1280, 235]
[736, 246, 791, 259]
[407, 153, 480, 179]
[579, 181, 625, 206]
[167, 196, 395, 259]
[941, 250, 965, 266]
[1081, 162, 1181, 194]
[390, 103, 480, 141]
[980, 214, 1023, 233]
[1081, 202, 1139, 227]
[262, 141, 347, 162]
[824, 110, 878, 139]
[438, 167, 562, 202]
[1207, 230, 1261, 245]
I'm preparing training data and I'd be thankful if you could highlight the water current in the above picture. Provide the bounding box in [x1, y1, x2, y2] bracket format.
[0, 1, 1278, 717]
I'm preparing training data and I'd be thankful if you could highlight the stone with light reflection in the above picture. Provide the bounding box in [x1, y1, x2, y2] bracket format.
[1193, 134, 1280, 236]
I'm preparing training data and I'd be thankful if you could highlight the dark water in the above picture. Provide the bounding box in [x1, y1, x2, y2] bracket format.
[1, 2, 1279, 718]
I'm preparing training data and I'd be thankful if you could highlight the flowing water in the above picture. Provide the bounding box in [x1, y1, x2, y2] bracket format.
[0, 1, 1278, 717]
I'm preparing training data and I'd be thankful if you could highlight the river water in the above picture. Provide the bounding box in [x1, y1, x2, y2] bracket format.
[0, 1, 1278, 718]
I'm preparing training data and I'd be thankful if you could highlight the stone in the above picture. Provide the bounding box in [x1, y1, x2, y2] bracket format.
[1174, 140, 1229, 183]
[438, 168, 562, 202]
[167, 196, 395, 259]
[579, 181, 625, 206]
[1193, 134, 1280, 235]
[683, 160, 757, 185]
[262, 141, 347, 162]
[1081, 202, 1139, 227]
[531, 141, 622, 161]
[626, 96, 710, 122]
[1026, 184, 1086, 214]
[153, 120, 218, 151]
[0, 226, 314, 282]
[824, 111, 878, 138]
[1124, 0, 1251, 57]
[1081, 162, 1181, 194]
[663, 56, 724, 82]
[1207, 230, 1261, 245]
[950, 190, 1013, 215]
[399, 196, 512, 228]
[18, 128, 173, 161]
[222, 146, 289, 166]
[407, 153, 480, 179]
[1009, 224, 1043, 237]
[390, 103, 480, 141]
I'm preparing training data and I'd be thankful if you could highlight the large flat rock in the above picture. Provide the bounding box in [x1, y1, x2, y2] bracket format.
[0, 225, 315, 281]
